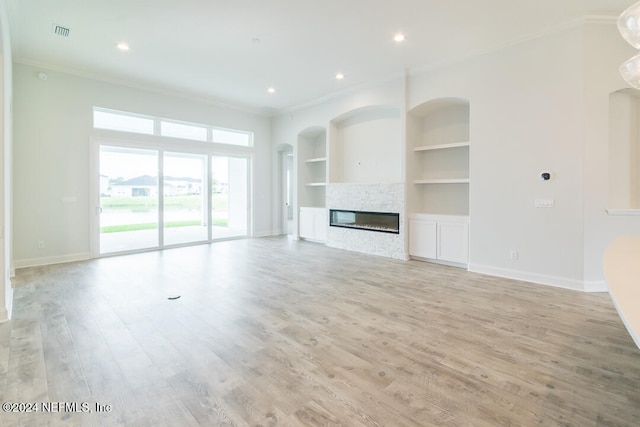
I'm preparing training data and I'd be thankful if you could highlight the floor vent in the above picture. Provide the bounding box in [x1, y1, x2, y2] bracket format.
[53, 24, 71, 37]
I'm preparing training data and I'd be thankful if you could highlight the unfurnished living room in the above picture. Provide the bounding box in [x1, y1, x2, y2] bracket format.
[1, 0, 640, 426]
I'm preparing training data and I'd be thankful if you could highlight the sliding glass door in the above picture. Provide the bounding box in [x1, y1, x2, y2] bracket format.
[99, 147, 159, 254]
[97, 145, 249, 255]
[211, 156, 248, 239]
[163, 152, 208, 246]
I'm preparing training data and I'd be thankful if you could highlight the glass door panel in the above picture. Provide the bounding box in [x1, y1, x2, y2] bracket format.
[99, 146, 159, 254]
[163, 152, 208, 246]
[211, 156, 248, 239]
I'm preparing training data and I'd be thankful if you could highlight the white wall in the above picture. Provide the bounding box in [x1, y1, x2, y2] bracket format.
[583, 22, 640, 289]
[272, 21, 638, 291]
[333, 107, 401, 183]
[0, 0, 12, 322]
[13, 63, 272, 266]
[409, 25, 587, 289]
[608, 90, 640, 209]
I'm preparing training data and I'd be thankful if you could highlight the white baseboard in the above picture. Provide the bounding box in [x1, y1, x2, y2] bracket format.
[253, 231, 278, 238]
[468, 263, 589, 292]
[13, 252, 92, 270]
[583, 280, 608, 293]
[0, 305, 9, 323]
[2, 285, 12, 322]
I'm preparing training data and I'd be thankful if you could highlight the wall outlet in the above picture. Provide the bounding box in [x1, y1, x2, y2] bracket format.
[510, 250, 519, 260]
[37, 240, 45, 249]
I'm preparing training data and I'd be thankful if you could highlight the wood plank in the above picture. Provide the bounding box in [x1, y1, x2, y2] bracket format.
[3, 236, 640, 426]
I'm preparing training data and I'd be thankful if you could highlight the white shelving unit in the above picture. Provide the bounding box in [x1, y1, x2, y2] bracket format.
[298, 127, 327, 242]
[407, 98, 470, 266]
[414, 141, 470, 151]
[413, 178, 470, 185]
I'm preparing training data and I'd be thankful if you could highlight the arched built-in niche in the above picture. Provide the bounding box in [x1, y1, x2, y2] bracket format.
[297, 126, 327, 208]
[609, 89, 640, 211]
[407, 98, 470, 216]
[329, 106, 401, 184]
[406, 97, 470, 266]
[297, 126, 328, 242]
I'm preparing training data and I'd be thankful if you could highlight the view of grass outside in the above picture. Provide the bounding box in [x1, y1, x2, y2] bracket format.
[100, 194, 229, 233]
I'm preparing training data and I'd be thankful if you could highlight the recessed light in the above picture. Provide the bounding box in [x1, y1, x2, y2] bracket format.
[336, 72, 345, 80]
[267, 87, 276, 94]
[393, 33, 406, 43]
[116, 42, 130, 51]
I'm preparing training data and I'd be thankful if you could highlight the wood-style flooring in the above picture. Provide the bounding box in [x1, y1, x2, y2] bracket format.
[1, 237, 639, 426]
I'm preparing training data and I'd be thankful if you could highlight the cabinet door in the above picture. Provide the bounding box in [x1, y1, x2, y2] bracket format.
[409, 219, 437, 259]
[437, 221, 469, 264]
[314, 209, 327, 242]
[299, 209, 314, 239]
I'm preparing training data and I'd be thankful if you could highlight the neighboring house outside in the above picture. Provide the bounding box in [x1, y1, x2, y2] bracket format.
[108, 175, 201, 197]
[109, 175, 158, 197]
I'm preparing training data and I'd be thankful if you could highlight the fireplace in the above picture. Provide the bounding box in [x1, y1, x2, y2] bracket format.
[330, 209, 400, 234]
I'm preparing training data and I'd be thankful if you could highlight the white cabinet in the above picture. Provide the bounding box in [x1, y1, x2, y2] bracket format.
[437, 220, 469, 264]
[299, 207, 327, 242]
[408, 218, 437, 259]
[409, 214, 469, 266]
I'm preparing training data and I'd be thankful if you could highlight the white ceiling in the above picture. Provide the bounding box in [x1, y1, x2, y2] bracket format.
[6, 0, 636, 114]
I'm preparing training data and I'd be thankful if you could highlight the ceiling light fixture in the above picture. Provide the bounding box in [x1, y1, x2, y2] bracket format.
[618, 2, 640, 89]
[336, 72, 344, 80]
[393, 33, 406, 43]
[267, 87, 276, 94]
[116, 42, 130, 51]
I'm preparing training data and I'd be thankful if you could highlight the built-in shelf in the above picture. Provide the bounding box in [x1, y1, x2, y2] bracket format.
[414, 142, 470, 152]
[298, 126, 327, 210]
[407, 98, 470, 218]
[414, 178, 470, 184]
[606, 209, 640, 216]
[306, 157, 327, 163]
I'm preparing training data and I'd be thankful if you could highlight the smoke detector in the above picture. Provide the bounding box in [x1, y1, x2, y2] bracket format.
[52, 24, 71, 37]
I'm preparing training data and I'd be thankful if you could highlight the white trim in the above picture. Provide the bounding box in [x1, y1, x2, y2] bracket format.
[584, 280, 608, 293]
[413, 178, 470, 184]
[408, 15, 611, 79]
[2, 285, 12, 323]
[606, 209, 640, 216]
[13, 57, 269, 116]
[414, 142, 470, 151]
[410, 256, 465, 268]
[468, 263, 586, 292]
[13, 252, 92, 269]
[253, 231, 278, 238]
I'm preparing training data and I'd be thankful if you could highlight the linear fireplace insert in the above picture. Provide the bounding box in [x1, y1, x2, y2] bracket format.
[329, 209, 400, 234]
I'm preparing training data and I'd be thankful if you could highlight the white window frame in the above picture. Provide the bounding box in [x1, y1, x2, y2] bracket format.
[92, 107, 254, 147]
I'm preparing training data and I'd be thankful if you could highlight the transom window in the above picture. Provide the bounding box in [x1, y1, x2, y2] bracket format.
[93, 107, 253, 147]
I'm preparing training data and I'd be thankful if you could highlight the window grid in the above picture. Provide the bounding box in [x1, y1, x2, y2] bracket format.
[93, 107, 253, 147]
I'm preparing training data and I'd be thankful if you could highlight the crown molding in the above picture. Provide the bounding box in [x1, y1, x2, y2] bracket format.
[277, 71, 406, 116]
[14, 56, 273, 117]
[408, 14, 618, 78]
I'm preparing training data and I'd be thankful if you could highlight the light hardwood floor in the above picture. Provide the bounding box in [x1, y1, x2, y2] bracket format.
[1, 237, 640, 426]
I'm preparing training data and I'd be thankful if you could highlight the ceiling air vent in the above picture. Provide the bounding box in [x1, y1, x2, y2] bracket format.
[52, 24, 71, 37]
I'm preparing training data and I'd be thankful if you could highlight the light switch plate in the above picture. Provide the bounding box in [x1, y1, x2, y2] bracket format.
[534, 198, 555, 208]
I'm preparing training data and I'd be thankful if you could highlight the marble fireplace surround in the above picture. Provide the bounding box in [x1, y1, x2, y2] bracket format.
[326, 183, 407, 259]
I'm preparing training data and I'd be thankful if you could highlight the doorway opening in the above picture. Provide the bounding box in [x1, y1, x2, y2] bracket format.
[277, 144, 294, 236]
